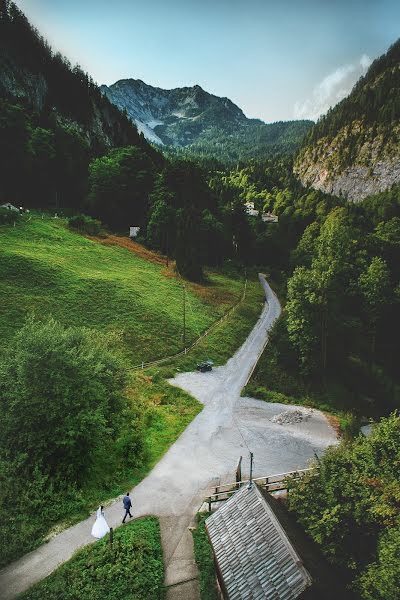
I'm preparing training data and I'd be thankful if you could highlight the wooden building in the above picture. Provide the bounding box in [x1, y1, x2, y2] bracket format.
[206, 484, 311, 599]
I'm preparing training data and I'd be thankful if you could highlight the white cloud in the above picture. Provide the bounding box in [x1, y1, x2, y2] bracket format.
[294, 55, 372, 121]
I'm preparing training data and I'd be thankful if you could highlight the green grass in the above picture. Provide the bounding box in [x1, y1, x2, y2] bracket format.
[20, 518, 165, 600]
[0, 214, 247, 365]
[0, 214, 266, 566]
[192, 513, 218, 600]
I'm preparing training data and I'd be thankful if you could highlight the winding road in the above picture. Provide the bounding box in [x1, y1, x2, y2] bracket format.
[0, 275, 337, 600]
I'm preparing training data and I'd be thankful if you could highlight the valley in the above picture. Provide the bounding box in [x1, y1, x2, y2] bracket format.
[0, 2, 400, 599]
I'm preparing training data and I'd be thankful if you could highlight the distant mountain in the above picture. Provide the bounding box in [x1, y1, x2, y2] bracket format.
[295, 39, 400, 201]
[101, 79, 313, 161]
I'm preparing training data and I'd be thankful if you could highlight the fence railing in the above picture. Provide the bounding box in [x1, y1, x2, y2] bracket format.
[128, 279, 247, 371]
[204, 467, 318, 510]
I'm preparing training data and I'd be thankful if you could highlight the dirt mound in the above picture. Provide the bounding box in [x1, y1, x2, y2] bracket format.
[271, 408, 314, 425]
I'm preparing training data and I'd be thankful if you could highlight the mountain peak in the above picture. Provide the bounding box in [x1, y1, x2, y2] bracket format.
[101, 77, 312, 160]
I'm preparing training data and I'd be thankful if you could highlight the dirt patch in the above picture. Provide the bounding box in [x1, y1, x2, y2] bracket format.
[325, 413, 342, 437]
[92, 234, 168, 266]
[89, 235, 238, 307]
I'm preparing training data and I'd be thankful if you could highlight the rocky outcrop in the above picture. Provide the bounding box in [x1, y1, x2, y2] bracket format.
[295, 122, 400, 201]
[296, 158, 400, 201]
[295, 39, 400, 201]
[0, 55, 47, 110]
[100, 79, 254, 147]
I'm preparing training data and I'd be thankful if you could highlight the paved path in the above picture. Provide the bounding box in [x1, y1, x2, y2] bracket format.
[0, 275, 337, 599]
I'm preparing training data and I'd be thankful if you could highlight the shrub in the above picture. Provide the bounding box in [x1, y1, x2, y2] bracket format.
[20, 518, 165, 600]
[68, 213, 102, 235]
[0, 207, 20, 224]
[0, 317, 127, 485]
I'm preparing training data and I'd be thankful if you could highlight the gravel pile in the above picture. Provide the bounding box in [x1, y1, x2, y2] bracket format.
[271, 408, 313, 425]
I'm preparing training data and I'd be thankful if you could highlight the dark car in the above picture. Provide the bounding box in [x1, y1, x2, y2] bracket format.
[196, 359, 214, 373]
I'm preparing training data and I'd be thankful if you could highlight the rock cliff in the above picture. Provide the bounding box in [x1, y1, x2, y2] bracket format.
[294, 40, 400, 201]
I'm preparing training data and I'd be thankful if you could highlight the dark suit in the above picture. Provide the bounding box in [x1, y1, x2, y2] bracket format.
[122, 495, 132, 522]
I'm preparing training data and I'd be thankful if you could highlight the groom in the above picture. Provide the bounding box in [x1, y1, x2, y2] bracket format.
[122, 492, 133, 523]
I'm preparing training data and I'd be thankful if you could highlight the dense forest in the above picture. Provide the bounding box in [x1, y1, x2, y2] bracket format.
[155, 119, 313, 164]
[288, 414, 400, 599]
[0, 0, 154, 153]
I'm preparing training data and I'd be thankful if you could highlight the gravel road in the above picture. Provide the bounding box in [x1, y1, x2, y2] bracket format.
[0, 275, 337, 600]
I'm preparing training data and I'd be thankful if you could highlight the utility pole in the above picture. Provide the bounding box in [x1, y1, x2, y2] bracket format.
[248, 452, 254, 489]
[183, 284, 186, 350]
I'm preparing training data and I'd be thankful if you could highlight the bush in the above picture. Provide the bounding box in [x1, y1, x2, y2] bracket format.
[68, 214, 102, 235]
[0, 317, 142, 566]
[0, 207, 20, 224]
[356, 522, 400, 600]
[0, 317, 127, 484]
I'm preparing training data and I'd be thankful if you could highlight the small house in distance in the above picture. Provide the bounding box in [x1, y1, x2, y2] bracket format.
[205, 484, 354, 600]
[0, 202, 19, 212]
[129, 226, 140, 239]
[244, 201, 259, 217]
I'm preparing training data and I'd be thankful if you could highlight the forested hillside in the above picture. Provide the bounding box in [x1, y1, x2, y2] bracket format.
[295, 39, 400, 200]
[0, 0, 163, 213]
[0, 1, 155, 152]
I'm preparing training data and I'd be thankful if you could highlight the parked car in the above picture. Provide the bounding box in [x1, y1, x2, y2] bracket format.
[196, 359, 214, 372]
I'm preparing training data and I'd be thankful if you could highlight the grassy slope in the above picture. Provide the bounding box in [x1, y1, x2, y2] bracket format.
[0, 214, 265, 563]
[20, 518, 165, 600]
[0, 214, 247, 364]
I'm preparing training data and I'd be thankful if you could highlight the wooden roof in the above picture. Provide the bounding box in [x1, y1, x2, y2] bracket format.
[205, 484, 312, 599]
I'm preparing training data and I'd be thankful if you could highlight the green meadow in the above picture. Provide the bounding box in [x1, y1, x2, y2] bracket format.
[0, 214, 250, 364]
[0, 214, 265, 564]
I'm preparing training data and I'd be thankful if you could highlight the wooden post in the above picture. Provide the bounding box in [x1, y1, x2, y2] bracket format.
[236, 456, 242, 488]
[208, 497, 211, 513]
[109, 527, 113, 547]
[182, 284, 186, 350]
[248, 452, 254, 488]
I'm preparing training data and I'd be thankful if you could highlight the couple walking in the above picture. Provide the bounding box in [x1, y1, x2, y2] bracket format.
[90, 493, 133, 539]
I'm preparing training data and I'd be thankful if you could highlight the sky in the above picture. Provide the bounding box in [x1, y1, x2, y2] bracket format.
[17, 0, 400, 123]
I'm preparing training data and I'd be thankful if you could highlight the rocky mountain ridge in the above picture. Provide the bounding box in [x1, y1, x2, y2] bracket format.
[295, 39, 400, 201]
[100, 78, 259, 146]
[101, 78, 313, 159]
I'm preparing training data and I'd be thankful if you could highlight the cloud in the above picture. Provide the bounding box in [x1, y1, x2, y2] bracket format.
[294, 55, 372, 121]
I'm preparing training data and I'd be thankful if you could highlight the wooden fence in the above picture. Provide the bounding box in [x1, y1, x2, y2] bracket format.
[128, 279, 247, 371]
[205, 467, 318, 511]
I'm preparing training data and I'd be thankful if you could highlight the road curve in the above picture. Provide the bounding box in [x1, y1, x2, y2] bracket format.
[0, 275, 337, 599]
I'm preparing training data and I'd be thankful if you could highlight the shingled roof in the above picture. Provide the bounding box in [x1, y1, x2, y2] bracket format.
[205, 484, 312, 599]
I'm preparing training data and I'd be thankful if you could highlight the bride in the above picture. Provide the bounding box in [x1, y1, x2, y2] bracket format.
[91, 505, 110, 539]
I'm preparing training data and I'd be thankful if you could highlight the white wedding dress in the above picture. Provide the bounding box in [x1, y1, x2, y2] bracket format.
[91, 507, 110, 539]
